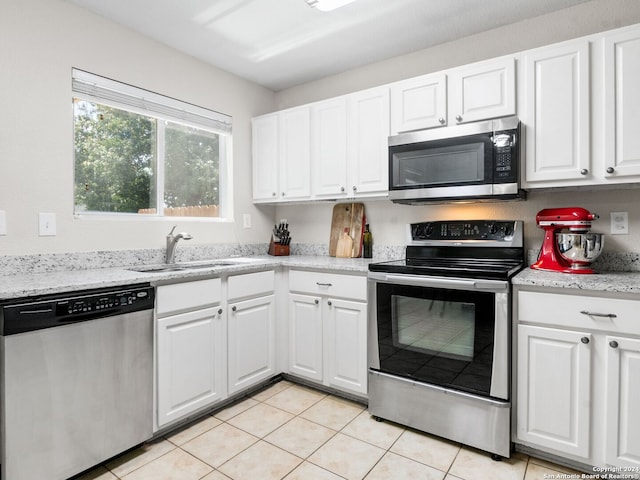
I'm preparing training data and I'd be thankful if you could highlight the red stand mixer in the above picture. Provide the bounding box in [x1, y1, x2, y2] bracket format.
[532, 207, 605, 274]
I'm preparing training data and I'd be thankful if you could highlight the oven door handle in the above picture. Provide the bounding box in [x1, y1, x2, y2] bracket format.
[369, 272, 508, 292]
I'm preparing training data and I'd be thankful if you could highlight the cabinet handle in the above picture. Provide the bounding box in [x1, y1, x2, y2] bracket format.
[455, 115, 463, 122]
[281, 192, 285, 197]
[231, 305, 237, 312]
[218, 308, 223, 315]
[272, 192, 277, 197]
[580, 310, 617, 318]
[580, 169, 589, 175]
[352, 186, 357, 192]
[580, 336, 590, 344]
[606, 167, 615, 174]
[340, 186, 345, 192]
[438, 117, 445, 124]
[316, 282, 333, 287]
[609, 340, 619, 348]
[314, 299, 319, 305]
[327, 300, 332, 306]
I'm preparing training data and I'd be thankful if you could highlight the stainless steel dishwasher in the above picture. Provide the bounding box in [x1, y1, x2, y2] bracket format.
[0, 284, 155, 480]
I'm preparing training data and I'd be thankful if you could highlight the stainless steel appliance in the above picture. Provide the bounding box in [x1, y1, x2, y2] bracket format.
[368, 220, 524, 458]
[388, 116, 523, 203]
[0, 284, 155, 480]
[531, 207, 605, 274]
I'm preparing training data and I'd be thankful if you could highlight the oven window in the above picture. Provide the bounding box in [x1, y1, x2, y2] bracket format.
[394, 296, 475, 361]
[376, 283, 496, 397]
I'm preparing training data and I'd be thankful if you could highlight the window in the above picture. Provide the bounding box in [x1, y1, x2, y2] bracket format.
[72, 69, 231, 219]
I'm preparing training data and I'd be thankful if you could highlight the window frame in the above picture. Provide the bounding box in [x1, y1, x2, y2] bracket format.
[71, 68, 233, 222]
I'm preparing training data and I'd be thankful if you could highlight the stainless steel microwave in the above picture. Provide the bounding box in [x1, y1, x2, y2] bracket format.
[388, 116, 524, 204]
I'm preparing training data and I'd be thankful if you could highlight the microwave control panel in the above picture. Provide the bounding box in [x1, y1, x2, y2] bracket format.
[492, 132, 517, 182]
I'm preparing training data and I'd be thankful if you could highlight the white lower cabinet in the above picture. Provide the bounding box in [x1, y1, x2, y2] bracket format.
[515, 288, 640, 470]
[517, 324, 591, 458]
[155, 278, 225, 429]
[287, 270, 367, 396]
[605, 335, 640, 468]
[227, 271, 276, 395]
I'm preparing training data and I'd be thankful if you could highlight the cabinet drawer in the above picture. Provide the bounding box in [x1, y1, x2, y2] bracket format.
[157, 278, 222, 316]
[289, 270, 366, 301]
[227, 270, 275, 301]
[518, 290, 640, 335]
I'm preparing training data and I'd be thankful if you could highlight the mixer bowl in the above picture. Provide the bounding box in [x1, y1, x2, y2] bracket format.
[556, 233, 605, 267]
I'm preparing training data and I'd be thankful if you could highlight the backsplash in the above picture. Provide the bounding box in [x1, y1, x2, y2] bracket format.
[526, 249, 640, 272]
[1, 244, 636, 276]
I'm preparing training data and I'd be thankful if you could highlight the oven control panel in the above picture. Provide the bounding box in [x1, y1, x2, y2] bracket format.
[409, 220, 520, 242]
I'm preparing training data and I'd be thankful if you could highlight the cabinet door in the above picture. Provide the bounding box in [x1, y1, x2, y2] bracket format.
[252, 114, 279, 202]
[348, 87, 390, 196]
[449, 57, 515, 124]
[605, 335, 640, 468]
[279, 107, 311, 200]
[288, 293, 323, 381]
[603, 29, 640, 179]
[157, 307, 225, 428]
[390, 74, 447, 133]
[311, 97, 349, 198]
[228, 295, 275, 394]
[325, 298, 367, 395]
[516, 324, 591, 459]
[523, 41, 591, 185]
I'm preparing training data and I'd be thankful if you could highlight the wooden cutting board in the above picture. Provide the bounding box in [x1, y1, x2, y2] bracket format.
[328, 203, 365, 257]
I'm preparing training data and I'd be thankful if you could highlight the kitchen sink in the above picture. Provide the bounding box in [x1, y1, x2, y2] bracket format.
[128, 257, 260, 273]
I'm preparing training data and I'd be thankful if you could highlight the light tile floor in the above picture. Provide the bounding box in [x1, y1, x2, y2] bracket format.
[76, 380, 583, 480]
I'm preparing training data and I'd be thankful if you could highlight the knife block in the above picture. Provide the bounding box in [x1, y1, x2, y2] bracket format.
[268, 238, 290, 256]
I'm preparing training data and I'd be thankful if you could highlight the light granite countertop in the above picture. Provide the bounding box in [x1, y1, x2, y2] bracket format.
[512, 267, 640, 295]
[0, 255, 375, 301]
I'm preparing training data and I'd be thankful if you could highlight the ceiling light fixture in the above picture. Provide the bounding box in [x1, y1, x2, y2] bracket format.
[305, 0, 358, 12]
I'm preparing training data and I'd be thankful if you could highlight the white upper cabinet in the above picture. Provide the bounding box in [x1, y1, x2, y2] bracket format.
[252, 107, 311, 203]
[279, 107, 311, 200]
[521, 40, 591, 186]
[311, 97, 349, 198]
[602, 27, 640, 179]
[389, 58, 515, 134]
[449, 57, 516, 125]
[347, 86, 390, 197]
[390, 73, 447, 133]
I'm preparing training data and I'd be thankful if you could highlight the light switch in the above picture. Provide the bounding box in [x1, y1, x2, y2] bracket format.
[0, 210, 6, 235]
[610, 211, 629, 235]
[39, 212, 57, 236]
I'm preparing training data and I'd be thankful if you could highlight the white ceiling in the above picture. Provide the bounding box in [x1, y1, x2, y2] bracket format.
[67, 0, 590, 91]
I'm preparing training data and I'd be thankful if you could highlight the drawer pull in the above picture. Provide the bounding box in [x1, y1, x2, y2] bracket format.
[580, 310, 617, 318]
[580, 336, 590, 344]
[327, 301, 332, 306]
[316, 282, 333, 287]
[231, 306, 237, 312]
[314, 299, 319, 305]
[218, 308, 223, 315]
[609, 340, 619, 349]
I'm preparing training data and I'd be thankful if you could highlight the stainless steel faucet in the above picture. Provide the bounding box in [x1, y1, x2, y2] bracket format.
[166, 225, 193, 263]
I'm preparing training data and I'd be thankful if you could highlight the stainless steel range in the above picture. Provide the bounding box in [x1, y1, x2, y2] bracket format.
[367, 220, 524, 459]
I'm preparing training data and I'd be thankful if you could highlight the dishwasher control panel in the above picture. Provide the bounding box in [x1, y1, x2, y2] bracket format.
[0, 284, 154, 335]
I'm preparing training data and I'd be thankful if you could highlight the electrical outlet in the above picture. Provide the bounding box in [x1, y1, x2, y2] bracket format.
[39, 212, 57, 236]
[610, 211, 629, 235]
[0, 210, 6, 235]
[243, 213, 252, 229]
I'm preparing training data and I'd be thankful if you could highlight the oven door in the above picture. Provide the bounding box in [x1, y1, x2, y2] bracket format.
[368, 272, 510, 400]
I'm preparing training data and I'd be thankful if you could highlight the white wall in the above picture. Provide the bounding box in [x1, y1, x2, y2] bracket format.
[0, 0, 277, 255]
[274, 0, 640, 255]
